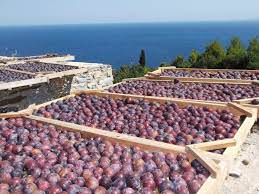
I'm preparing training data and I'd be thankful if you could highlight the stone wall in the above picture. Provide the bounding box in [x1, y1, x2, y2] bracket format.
[0, 76, 73, 113]
[68, 63, 113, 92]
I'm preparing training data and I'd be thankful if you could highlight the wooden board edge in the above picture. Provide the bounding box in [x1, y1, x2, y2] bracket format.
[190, 138, 236, 151]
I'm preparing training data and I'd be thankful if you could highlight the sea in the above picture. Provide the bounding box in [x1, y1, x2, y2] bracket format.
[0, 21, 258, 69]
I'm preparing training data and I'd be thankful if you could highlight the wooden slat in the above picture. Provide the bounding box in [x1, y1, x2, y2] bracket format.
[190, 139, 236, 151]
[0, 112, 31, 118]
[186, 146, 219, 178]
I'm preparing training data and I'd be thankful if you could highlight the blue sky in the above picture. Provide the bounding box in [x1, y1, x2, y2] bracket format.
[0, 0, 259, 26]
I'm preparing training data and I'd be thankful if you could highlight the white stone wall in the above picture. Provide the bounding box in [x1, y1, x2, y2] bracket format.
[69, 63, 113, 92]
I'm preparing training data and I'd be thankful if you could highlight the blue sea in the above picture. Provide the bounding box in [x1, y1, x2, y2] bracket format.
[0, 21, 258, 69]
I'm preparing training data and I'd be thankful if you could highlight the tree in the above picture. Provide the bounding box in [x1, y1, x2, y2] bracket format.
[188, 50, 200, 66]
[223, 37, 248, 69]
[177, 61, 192, 68]
[139, 49, 146, 67]
[171, 55, 184, 67]
[247, 37, 259, 69]
[159, 62, 171, 67]
[198, 41, 225, 68]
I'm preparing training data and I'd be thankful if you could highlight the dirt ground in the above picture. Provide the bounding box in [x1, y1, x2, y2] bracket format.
[221, 124, 259, 194]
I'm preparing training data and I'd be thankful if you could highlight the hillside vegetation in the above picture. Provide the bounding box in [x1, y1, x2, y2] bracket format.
[113, 37, 259, 83]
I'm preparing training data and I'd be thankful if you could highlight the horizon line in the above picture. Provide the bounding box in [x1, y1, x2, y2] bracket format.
[0, 19, 259, 27]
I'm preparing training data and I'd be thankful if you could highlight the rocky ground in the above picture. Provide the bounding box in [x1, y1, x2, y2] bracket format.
[221, 124, 259, 194]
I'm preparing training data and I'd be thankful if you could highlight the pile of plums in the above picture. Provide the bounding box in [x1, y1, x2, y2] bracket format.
[108, 80, 259, 102]
[161, 70, 259, 80]
[16, 53, 63, 61]
[35, 94, 240, 146]
[0, 69, 34, 82]
[7, 62, 78, 73]
[0, 117, 209, 193]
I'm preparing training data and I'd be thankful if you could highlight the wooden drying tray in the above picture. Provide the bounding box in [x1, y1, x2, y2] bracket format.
[0, 65, 89, 91]
[106, 77, 259, 114]
[146, 75, 258, 84]
[4, 61, 89, 79]
[0, 67, 48, 91]
[159, 66, 259, 73]
[146, 67, 259, 84]
[1, 90, 257, 193]
[0, 112, 227, 194]
[4, 90, 255, 151]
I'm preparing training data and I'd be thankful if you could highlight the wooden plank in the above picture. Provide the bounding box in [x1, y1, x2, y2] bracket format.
[27, 115, 186, 154]
[71, 89, 103, 95]
[0, 112, 31, 118]
[190, 138, 236, 151]
[186, 146, 219, 178]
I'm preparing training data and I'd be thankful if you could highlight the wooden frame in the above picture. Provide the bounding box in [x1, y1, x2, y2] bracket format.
[107, 77, 259, 117]
[159, 66, 259, 73]
[146, 67, 259, 84]
[0, 90, 257, 194]
[0, 61, 90, 91]
[0, 112, 229, 194]
[1, 89, 257, 193]
[7, 90, 256, 150]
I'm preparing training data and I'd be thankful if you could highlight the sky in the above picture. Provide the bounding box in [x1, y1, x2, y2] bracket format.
[0, 0, 259, 26]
